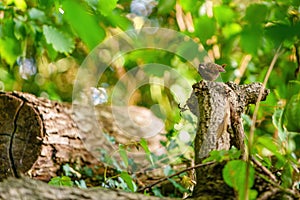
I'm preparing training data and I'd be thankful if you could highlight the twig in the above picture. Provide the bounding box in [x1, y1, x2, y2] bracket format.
[245, 44, 283, 200]
[137, 161, 215, 192]
[294, 44, 300, 77]
[256, 173, 300, 199]
[257, 188, 280, 200]
[251, 156, 277, 183]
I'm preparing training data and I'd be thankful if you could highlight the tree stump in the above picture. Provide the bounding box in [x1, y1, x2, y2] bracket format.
[187, 80, 269, 199]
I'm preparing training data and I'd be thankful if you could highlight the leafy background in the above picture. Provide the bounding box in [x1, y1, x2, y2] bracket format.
[1, 0, 300, 198]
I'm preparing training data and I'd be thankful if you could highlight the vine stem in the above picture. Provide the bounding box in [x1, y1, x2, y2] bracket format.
[244, 44, 282, 200]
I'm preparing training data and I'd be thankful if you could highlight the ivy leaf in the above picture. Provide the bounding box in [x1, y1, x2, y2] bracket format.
[43, 25, 74, 53]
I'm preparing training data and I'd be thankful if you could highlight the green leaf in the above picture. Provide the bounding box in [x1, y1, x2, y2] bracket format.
[48, 176, 74, 187]
[119, 144, 128, 168]
[168, 178, 189, 193]
[223, 160, 255, 199]
[222, 23, 242, 39]
[75, 179, 87, 188]
[0, 37, 20, 66]
[13, 18, 26, 40]
[240, 24, 263, 55]
[152, 187, 163, 197]
[28, 8, 46, 22]
[7, 0, 27, 11]
[272, 109, 286, 141]
[163, 165, 175, 176]
[195, 16, 216, 42]
[244, 3, 268, 24]
[203, 148, 241, 163]
[44, 39, 58, 61]
[106, 11, 132, 30]
[281, 162, 293, 188]
[2, 19, 15, 38]
[284, 93, 300, 132]
[140, 138, 154, 166]
[62, 0, 105, 50]
[62, 164, 73, 177]
[249, 189, 258, 200]
[158, 0, 176, 15]
[140, 138, 151, 154]
[120, 171, 137, 192]
[180, 0, 195, 12]
[98, 0, 118, 16]
[214, 5, 235, 26]
[257, 136, 285, 164]
[265, 24, 294, 47]
[43, 25, 74, 53]
[82, 166, 93, 177]
[48, 176, 62, 186]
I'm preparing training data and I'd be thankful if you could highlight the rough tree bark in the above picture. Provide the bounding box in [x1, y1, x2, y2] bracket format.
[0, 91, 164, 182]
[187, 80, 269, 199]
[0, 177, 165, 200]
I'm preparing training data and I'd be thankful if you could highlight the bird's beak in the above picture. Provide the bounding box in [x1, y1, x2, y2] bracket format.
[219, 64, 226, 72]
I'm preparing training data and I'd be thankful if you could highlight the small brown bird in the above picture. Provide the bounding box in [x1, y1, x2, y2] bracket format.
[198, 62, 226, 81]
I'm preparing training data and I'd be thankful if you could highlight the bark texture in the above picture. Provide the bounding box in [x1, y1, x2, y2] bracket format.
[0, 91, 164, 182]
[187, 81, 269, 199]
[0, 177, 166, 200]
[0, 91, 100, 181]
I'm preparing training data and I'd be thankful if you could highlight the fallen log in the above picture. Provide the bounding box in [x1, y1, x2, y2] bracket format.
[0, 91, 164, 182]
[0, 177, 164, 200]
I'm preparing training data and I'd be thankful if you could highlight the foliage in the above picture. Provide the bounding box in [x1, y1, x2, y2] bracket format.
[203, 147, 241, 163]
[48, 176, 74, 187]
[1, 0, 300, 199]
[223, 160, 256, 200]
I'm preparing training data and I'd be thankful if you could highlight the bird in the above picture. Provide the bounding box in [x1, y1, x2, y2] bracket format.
[197, 62, 226, 81]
